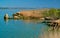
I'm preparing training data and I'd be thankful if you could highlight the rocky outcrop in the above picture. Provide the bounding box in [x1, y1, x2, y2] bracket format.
[11, 9, 49, 19]
[19, 9, 47, 18]
[55, 19, 60, 26]
[4, 13, 9, 19]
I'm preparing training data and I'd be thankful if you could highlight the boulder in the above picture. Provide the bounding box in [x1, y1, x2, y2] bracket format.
[4, 14, 9, 19]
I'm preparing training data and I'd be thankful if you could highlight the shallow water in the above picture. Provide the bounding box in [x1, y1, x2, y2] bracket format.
[0, 9, 60, 38]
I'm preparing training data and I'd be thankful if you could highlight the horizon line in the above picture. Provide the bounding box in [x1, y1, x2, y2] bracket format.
[0, 7, 60, 9]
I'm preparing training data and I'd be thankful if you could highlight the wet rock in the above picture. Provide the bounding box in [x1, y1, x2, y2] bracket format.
[4, 13, 9, 19]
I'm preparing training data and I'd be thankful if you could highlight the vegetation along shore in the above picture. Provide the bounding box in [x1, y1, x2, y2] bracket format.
[4, 8, 60, 29]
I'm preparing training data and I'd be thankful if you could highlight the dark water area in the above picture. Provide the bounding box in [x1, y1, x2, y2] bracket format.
[0, 9, 60, 38]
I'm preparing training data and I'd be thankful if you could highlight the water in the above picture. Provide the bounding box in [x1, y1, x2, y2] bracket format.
[0, 9, 60, 38]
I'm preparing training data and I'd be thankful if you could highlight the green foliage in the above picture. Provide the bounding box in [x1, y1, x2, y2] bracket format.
[48, 8, 57, 17]
[43, 8, 60, 18]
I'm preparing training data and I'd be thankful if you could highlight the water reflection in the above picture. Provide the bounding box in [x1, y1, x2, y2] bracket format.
[4, 19, 9, 22]
[3, 19, 60, 38]
[4, 19, 44, 24]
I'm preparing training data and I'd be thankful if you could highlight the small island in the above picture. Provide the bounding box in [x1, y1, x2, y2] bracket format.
[4, 8, 60, 29]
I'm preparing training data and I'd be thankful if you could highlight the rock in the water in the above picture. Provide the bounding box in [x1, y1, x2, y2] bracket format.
[4, 14, 9, 19]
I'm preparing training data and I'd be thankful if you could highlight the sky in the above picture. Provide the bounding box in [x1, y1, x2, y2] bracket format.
[0, 0, 60, 8]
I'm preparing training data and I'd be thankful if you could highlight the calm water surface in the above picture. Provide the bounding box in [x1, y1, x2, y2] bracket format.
[0, 9, 60, 38]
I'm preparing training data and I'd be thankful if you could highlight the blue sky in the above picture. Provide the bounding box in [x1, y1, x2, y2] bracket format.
[0, 0, 60, 8]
